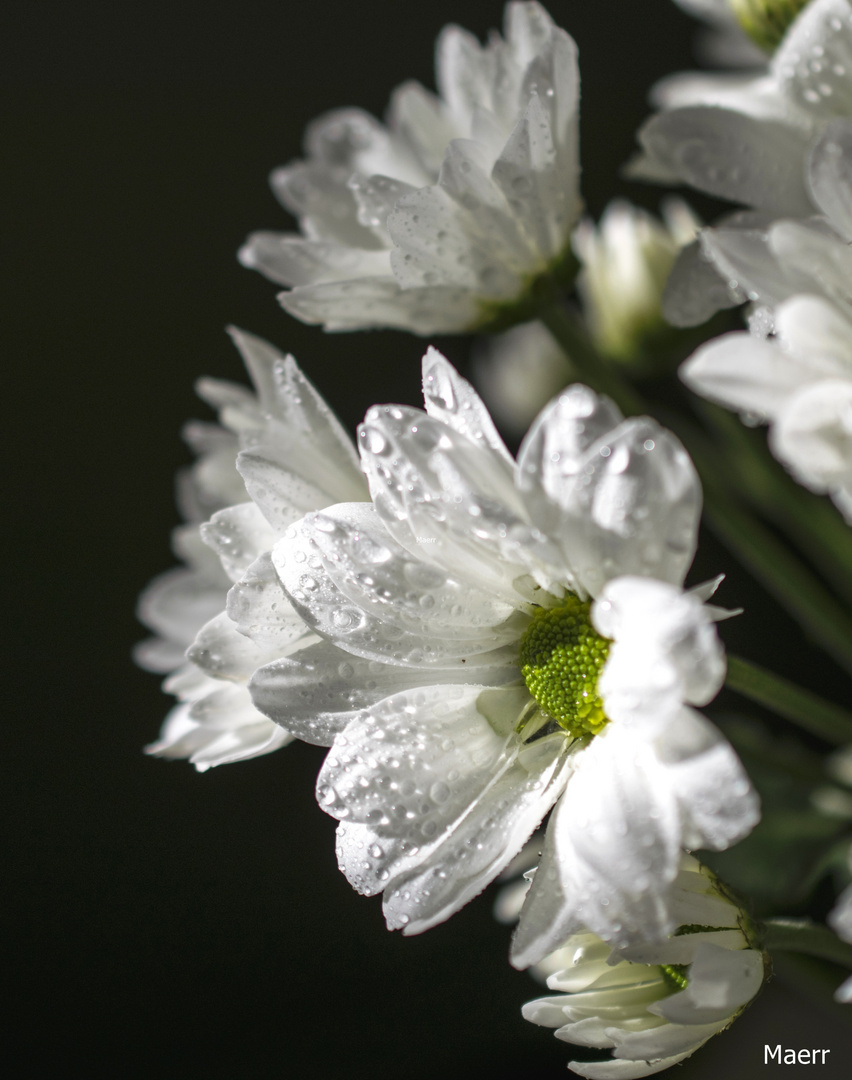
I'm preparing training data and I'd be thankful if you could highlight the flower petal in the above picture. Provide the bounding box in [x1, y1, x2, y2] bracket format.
[249, 639, 518, 746]
[200, 502, 276, 583]
[226, 552, 309, 653]
[807, 119, 852, 240]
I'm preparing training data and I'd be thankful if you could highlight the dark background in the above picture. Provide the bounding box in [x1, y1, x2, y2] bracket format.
[5, 1, 852, 1076]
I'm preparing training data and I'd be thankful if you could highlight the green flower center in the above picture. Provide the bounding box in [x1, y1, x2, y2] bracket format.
[519, 595, 610, 738]
[728, 0, 809, 52]
[659, 964, 689, 992]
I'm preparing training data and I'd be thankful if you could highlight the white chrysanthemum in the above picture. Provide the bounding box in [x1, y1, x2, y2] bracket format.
[523, 854, 766, 1079]
[682, 294, 852, 519]
[573, 199, 700, 363]
[248, 350, 758, 956]
[239, 2, 580, 334]
[137, 329, 367, 770]
[828, 845, 852, 1002]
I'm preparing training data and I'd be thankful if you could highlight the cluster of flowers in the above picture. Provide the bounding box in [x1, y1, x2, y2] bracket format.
[138, 2, 852, 1074]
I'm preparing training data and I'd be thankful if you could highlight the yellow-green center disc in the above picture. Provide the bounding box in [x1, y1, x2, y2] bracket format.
[519, 595, 610, 738]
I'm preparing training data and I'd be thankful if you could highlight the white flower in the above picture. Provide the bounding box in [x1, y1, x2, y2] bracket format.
[681, 293, 852, 519]
[238, 2, 580, 334]
[573, 199, 700, 363]
[829, 849, 852, 1001]
[137, 329, 367, 770]
[523, 854, 766, 1079]
[248, 350, 758, 955]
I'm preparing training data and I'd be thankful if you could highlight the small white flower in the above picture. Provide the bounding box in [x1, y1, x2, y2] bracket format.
[248, 351, 758, 954]
[681, 293, 852, 519]
[137, 329, 367, 770]
[239, 2, 580, 334]
[523, 854, 766, 1079]
[574, 199, 700, 363]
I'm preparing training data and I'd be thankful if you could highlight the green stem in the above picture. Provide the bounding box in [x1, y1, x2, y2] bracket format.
[763, 918, 852, 969]
[539, 303, 645, 416]
[726, 655, 852, 745]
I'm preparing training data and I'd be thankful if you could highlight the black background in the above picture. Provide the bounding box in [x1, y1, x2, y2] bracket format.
[5, 1, 852, 1076]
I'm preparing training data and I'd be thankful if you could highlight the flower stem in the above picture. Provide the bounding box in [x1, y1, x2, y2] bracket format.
[538, 304, 645, 416]
[726, 655, 852, 745]
[763, 918, 852, 969]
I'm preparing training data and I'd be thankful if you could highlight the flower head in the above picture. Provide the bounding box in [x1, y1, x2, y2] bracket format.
[248, 351, 758, 951]
[136, 329, 367, 770]
[239, 2, 581, 334]
[523, 854, 766, 1078]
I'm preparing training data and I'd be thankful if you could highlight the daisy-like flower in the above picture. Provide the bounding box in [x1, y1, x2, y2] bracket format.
[238, 2, 580, 334]
[523, 854, 766, 1078]
[573, 199, 699, 366]
[136, 329, 367, 770]
[248, 350, 759, 957]
[681, 294, 852, 520]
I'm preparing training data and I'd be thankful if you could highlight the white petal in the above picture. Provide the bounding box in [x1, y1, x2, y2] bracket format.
[773, 0, 852, 121]
[236, 453, 334, 534]
[273, 504, 523, 663]
[200, 502, 276, 583]
[656, 708, 760, 851]
[775, 295, 852, 374]
[636, 108, 812, 215]
[595, 578, 726, 714]
[381, 734, 570, 934]
[267, 160, 380, 249]
[611, 1021, 723, 1060]
[769, 221, 852, 311]
[136, 567, 226, 651]
[348, 173, 418, 239]
[492, 92, 575, 260]
[248, 639, 518, 746]
[334, 820, 426, 897]
[524, 417, 701, 598]
[568, 1050, 696, 1078]
[225, 552, 309, 653]
[237, 232, 391, 287]
[187, 611, 279, 683]
[700, 227, 805, 308]
[279, 277, 479, 334]
[514, 727, 683, 965]
[771, 379, 852, 490]
[227, 332, 366, 504]
[387, 181, 525, 297]
[387, 80, 458, 178]
[651, 943, 764, 1025]
[421, 347, 513, 463]
[680, 332, 811, 419]
[807, 119, 852, 240]
[357, 404, 559, 598]
[661, 240, 743, 328]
